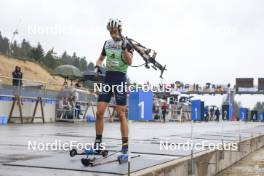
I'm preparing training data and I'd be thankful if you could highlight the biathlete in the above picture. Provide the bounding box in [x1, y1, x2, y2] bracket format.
[93, 18, 133, 155]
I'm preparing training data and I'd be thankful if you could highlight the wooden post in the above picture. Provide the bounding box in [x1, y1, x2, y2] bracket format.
[8, 96, 23, 124]
[32, 97, 39, 123]
[8, 96, 16, 123]
[18, 96, 23, 124]
[40, 97, 45, 123]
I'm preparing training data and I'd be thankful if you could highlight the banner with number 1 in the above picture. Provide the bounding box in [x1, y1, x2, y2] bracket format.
[128, 89, 153, 121]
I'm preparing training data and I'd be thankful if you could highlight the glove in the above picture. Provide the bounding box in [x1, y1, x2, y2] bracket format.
[94, 65, 102, 74]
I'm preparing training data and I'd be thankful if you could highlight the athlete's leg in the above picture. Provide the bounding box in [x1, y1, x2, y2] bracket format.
[111, 71, 128, 153]
[95, 102, 108, 135]
[116, 105, 128, 138]
[116, 105, 128, 153]
[95, 81, 112, 150]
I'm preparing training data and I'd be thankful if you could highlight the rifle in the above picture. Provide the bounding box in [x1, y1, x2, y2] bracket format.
[122, 36, 166, 78]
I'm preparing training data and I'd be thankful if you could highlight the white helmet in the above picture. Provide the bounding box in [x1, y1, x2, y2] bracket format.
[107, 18, 122, 31]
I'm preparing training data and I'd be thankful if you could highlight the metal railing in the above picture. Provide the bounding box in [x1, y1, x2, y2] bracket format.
[0, 75, 99, 122]
[0, 75, 97, 100]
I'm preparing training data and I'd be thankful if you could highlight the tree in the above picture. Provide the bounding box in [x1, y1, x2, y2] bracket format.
[87, 62, 94, 71]
[43, 49, 58, 69]
[79, 57, 88, 71]
[61, 51, 68, 62]
[61, 51, 73, 65]
[0, 32, 10, 54]
[20, 39, 32, 58]
[72, 52, 80, 67]
[31, 43, 44, 61]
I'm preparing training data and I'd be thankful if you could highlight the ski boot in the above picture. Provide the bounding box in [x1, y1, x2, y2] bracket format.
[92, 139, 108, 157]
[117, 143, 128, 164]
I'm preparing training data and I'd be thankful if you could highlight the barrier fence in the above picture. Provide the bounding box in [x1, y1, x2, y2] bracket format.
[0, 75, 100, 123]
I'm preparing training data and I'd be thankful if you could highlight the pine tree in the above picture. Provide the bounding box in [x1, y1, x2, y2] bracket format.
[79, 57, 88, 71]
[0, 32, 10, 54]
[87, 62, 94, 71]
[20, 39, 32, 58]
[72, 52, 80, 67]
[43, 49, 57, 69]
[31, 43, 44, 61]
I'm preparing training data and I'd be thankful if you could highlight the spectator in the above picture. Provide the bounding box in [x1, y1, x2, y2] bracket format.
[75, 80, 81, 89]
[58, 97, 64, 109]
[62, 97, 71, 110]
[161, 102, 168, 123]
[64, 81, 68, 86]
[215, 108, 220, 121]
[195, 84, 199, 91]
[209, 108, 214, 121]
[75, 102, 81, 119]
[223, 111, 227, 120]
[12, 66, 23, 86]
[63, 97, 73, 119]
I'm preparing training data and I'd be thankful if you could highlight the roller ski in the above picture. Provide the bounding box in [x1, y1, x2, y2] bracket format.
[69, 137, 109, 157]
[81, 143, 140, 167]
[81, 150, 120, 167]
[81, 152, 140, 167]
[69, 147, 108, 158]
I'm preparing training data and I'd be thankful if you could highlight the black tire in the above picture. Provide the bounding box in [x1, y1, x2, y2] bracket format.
[69, 149, 77, 157]
[81, 158, 91, 166]
[102, 150, 108, 157]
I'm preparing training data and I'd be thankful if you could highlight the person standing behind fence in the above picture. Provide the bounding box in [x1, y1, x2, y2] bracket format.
[215, 108, 220, 121]
[161, 102, 168, 123]
[12, 66, 23, 87]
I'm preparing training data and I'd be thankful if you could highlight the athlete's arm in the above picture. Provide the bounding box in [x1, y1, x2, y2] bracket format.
[96, 54, 105, 66]
[122, 49, 133, 66]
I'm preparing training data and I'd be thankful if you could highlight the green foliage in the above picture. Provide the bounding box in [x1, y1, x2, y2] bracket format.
[87, 62, 94, 71]
[42, 49, 58, 69]
[31, 43, 44, 61]
[20, 39, 32, 58]
[0, 32, 10, 54]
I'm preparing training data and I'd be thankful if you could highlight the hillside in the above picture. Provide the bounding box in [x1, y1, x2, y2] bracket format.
[0, 54, 65, 90]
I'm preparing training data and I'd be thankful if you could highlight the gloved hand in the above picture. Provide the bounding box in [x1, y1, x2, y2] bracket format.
[94, 65, 102, 74]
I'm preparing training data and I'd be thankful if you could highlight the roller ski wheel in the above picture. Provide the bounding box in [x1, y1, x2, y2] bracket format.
[101, 150, 108, 157]
[69, 149, 77, 157]
[81, 158, 94, 167]
[84, 147, 109, 156]
[117, 153, 128, 164]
